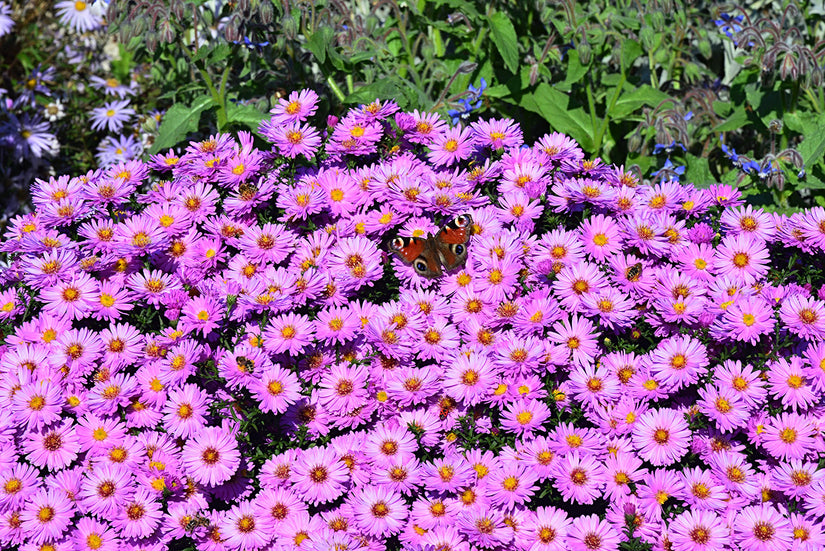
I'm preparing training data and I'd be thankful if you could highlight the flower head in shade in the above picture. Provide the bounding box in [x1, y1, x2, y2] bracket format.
[632, 408, 691, 466]
[182, 426, 241, 486]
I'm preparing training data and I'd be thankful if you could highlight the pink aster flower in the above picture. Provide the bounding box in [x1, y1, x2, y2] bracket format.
[251, 366, 301, 415]
[113, 487, 162, 540]
[522, 506, 571, 551]
[471, 117, 523, 150]
[733, 504, 793, 551]
[269, 89, 319, 123]
[263, 313, 314, 356]
[269, 121, 322, 160]
[767, 357, 817, 412]
[580, 213, 624, 262]
[457, 508, 514, 549]
[12, 377, 63, 431]
[713, 294, 775, 344]
[697, 386, 750, 433]
[20, 487, 74, 544]
[546, 314, 600, 368]
[428, 125, 474, 166]
[552, 260, 608, 313]
[162, 383, 209, 439]
[631, 408, 691, 466]
[487, 459, 540, 510]
[551, 452, 606, 505]
[317, 363, 370, 414]
[180, 294, 225, 336]
[646, 334, 708, 391]
[72, 516, 121, 551]
[762, 412, 817, 461]
[780, 294, 825, 341]
[350, 485, 408, 537]
[714, 233, 770, 285]
[23, 419, 79, 471]
[291, 446, 349, 505]
[220, 500, 274, 551]
[40, 271, 96, 320]
[182, 426, 241, 486]
[443, 351, 498, 406]
[500, 398, 551, 437]
[668, 509, 728, 551]
[568, 514, 620, 551]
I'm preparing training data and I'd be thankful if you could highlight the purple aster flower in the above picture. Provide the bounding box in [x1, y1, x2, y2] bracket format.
[182, 426, 241, 486]
[90, 99, 135, 132]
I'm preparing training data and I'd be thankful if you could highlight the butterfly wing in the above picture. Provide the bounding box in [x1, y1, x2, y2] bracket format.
[390, 236, 443, 278]
[435, 214, 473, 271]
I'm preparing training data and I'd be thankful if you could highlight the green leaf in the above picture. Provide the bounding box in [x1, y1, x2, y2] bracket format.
[226, 102, 267, 133]
[150, 95, 214, 153]
[520, 83, 594, 151]
[560, 50, 589, 88]
[344, 78, 416, 109]
[488, 11, 519, 74]
[713, 108, 749, 133]
[683, 153, 715, 187]
[306, 26, 334, 65]
[609, 85, 670, 119]
[620, 39, 643, 73]
[793, 113, 825, 166]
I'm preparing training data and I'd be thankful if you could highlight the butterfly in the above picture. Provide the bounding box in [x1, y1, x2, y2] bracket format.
[389, 214, 473, 278]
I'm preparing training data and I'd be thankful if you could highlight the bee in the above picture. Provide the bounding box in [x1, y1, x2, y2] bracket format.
[625, 263, 643, 282]
[185, 515, 211, 532]
[236, 356, 255, 374]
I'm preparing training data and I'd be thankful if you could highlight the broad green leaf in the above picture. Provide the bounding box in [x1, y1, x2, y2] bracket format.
[226, 102, 267, 133]
[150, 95, 214, 153]
[609, 85, 670, 119]
[345, 79, 412, 109]
[488, 11, 519, 74]
[794, 113, 825, 166]
[560, 50, 589, 88]
[620, 39, 643, 73]
[521, 83, 594, 151]
[683, 153, 715, 187]
[713, 109, 749, 133]
[306, 26, 334, 65]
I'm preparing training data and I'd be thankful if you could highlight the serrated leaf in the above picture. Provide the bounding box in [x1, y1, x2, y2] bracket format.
[488, 11, 519, 74]
[150, 95, 214, 154]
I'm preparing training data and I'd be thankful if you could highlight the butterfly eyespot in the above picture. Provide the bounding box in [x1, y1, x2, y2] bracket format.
[455, 215, 469, 226]
[453, 244, 465, 255]
[414, 260, 428, 274]
[391, 237, 404, 249]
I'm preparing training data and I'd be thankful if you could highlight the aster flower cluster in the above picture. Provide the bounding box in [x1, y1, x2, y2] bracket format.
[0, 1, 148, 225]
[2, 89, 825, 551]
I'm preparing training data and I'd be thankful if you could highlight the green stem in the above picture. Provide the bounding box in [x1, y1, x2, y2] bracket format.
[327, 75, 346, 102]
[594, 73, 626, 150]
